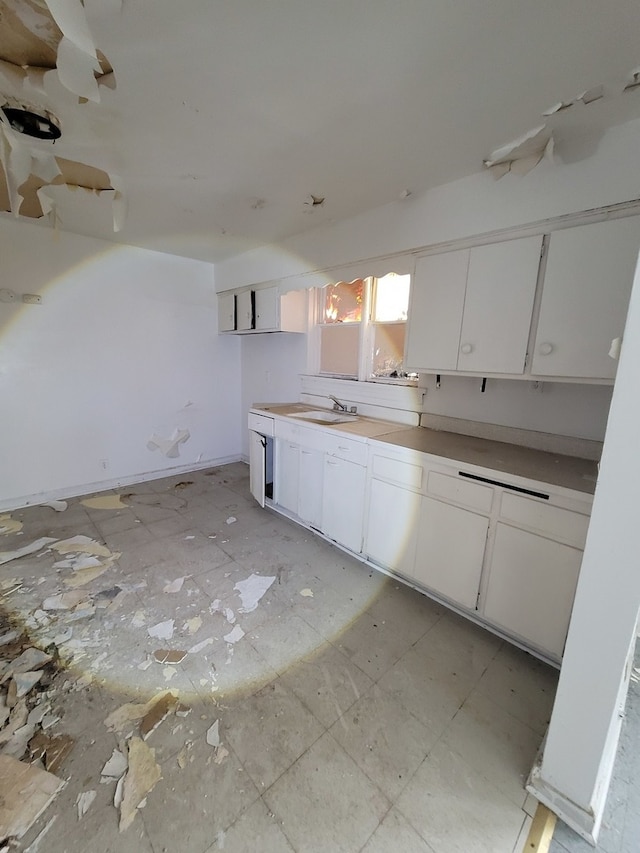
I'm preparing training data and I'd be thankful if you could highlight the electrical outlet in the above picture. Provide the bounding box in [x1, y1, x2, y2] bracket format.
[0, 288, 16, 303]
[22, 293, 42, 305]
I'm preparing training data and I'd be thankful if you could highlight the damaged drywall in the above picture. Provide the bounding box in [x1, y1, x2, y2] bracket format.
[484, 67, 640, 179]
[0, 1, 124, 229]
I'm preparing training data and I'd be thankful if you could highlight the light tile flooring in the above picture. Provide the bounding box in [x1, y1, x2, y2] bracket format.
[1, 463, 560, 853]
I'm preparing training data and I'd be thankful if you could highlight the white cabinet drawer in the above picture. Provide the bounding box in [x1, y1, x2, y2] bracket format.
[499, 493, 589, 549]
[427, 470, 494, 513]
[248, 412, 274, 437]
[370, 453, 425, 491]
[323, 433, 367, 465]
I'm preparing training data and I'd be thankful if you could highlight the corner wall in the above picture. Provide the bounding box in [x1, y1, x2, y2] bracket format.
[0, 218, 242, 508]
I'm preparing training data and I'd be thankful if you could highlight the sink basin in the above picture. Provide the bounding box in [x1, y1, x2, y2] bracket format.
[288, 410, 358, 424]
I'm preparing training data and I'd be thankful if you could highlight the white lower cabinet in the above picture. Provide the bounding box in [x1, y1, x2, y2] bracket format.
[483, 522, 583, 660]
[364, 478, 420, 576]
[412, 497, 489, 610]
[298, 448, 324, 528]
[275, 439, 300, 515]
[322, 456, 366, 554]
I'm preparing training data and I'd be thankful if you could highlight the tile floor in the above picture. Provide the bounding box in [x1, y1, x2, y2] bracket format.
[1, 463, 561, 852]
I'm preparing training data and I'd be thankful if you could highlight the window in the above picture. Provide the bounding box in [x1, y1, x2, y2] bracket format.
[315, 273, 416, 382]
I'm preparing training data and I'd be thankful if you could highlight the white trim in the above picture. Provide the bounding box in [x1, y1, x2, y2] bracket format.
[0, 454, 242, 512]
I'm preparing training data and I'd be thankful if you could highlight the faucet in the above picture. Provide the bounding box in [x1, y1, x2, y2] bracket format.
[328, 395, 348, 412]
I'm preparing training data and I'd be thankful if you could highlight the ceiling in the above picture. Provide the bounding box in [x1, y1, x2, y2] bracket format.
[1, 0, 640, 263]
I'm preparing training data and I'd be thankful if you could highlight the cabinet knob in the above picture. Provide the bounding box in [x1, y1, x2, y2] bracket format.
[539, 342, 554, 356]
[460, 343, 473, 355]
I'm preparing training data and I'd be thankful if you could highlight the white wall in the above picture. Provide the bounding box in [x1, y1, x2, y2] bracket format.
[0, 218, 241, 508]
[240, 332, 307, 455]
[420, 375, 612, 442]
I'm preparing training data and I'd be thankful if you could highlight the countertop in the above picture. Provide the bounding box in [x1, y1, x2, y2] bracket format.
[251, 403, 598, 496]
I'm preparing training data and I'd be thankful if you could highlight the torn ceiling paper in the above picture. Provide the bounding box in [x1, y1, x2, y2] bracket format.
[483, 124, 554, 179]
[147, 429, 190, 459]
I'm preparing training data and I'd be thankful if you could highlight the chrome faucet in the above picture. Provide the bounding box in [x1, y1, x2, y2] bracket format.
[328, 395, 348, 412]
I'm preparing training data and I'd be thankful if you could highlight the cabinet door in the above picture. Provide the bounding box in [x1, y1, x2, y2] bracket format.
[458, 236, 542, 374]
[218, 292, 236, 332]
[299, 448, 323, 529]
[236, 290, 254, 331]
[249, 430, 266, 507]
[364, 478, 420, 575]
[483, 522, 582, 660]
[322, 457, 366, 553]
[412, 497, 488, 610]
[275, 440, 299, 515]
[406, 250, 469, 371]
[532, 218, 640, 379]
[254, 286, 279, 331]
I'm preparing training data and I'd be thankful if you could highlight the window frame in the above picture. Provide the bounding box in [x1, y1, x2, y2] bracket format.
[312, 274, 417, 385]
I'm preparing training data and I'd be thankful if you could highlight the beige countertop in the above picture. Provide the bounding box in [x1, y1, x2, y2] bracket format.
[372, 427, 598, 495]
[251, 404, 598, 496]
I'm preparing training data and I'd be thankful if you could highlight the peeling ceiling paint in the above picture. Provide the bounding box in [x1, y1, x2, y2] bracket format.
[0, 0, 638, 261]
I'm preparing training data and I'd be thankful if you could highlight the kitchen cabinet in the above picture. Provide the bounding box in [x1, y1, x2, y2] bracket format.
[412, 497, 489, 610]
[483, 523, 582, 660]
[531, 218, 640, 379]
[406, 235, 542, 375]
[364, 478, 420, 576]
[322, 456, 366, 554]
[275, 439, 300, 515]
[248, 406, 594, 663]
[218, 286, 306, 334]
[218, 291, 236, 333]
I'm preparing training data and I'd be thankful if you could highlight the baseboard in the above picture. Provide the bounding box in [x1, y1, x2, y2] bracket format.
[0, 454, 243, 512]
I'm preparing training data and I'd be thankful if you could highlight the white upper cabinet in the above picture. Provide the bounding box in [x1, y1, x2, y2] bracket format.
[406, 249, 469, 371]
[218, 286, 306, 334]
[531, 218, 640, 380]
[406, 235, 542, 375]
[218, 291, 236, 333]
[458, 236, 542, 374]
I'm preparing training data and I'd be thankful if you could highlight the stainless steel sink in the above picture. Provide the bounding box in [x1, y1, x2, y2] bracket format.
[288, 410, 358, 424]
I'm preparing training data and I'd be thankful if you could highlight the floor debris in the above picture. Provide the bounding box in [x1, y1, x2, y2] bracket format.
[153, 649, 187, 665]
[300, 588, 314, 597]
[233, 573, 276, 613]
[0, 754, 64, 840]
[147, 619, 175, 640]
[80, 495, 129, 510]
[188, 637, 214, 654]
[42, 500, 68, 512]
[28, 733, 74, 774]
[206, 719, 220, 747]
[75, 789, 96, 820]
[140, 693, 179, 740]
[163, 576, 187, 594]
[50, 535, 112, 558]
[101, 748, 128, 780]
[225, 516, 237, 525]
[184, 616, 202, 634]
[0, 514, 23, 535]
[223, 625, 245, 644]
[0, 538, 57, 566]
[118, 737, 162, 831]
[23, 815, 56, 852]
[104, 691, 178, 734]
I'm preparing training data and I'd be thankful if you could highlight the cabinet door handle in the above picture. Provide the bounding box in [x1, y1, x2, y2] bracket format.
[539, 342, 554, 356]
[460, 343, 473, 355]
[338, 446, 350, 452]
[326, 460, 340, 466]
[301, 450, 312, 455]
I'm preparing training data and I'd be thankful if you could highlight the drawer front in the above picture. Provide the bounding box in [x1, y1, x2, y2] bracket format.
[248, 412, 274, 437]
[323, 433, 367, 465]
[427, 470, 494, 513]
[499, 492, 589, 549]
[371, 453, 424, 492]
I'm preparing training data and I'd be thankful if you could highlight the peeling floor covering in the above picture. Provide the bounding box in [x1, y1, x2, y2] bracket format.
[0, 462, 563, 853]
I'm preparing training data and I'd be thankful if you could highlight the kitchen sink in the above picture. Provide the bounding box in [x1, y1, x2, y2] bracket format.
[288, 410, 358, 424]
